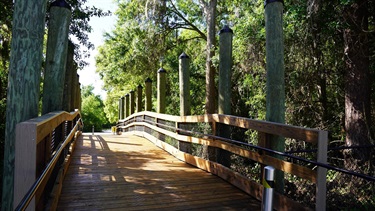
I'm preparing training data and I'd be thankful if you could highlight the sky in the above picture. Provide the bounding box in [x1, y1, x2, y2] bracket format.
[77, 0, 118, 99]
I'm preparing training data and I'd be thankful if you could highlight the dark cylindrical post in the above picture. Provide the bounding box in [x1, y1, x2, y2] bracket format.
[217, 25, 233, 167]
[118, 98, 122, 120]
[2, 0, 48, 208]
[62, 41, 74, 112]
[70, 65, 78, 110]
[78, 83, 81, 111]
[125, 94, 130, 117]
[145, 78, 152, 111]
[120, 96, 125, 119]
[262, 166, 275, 211]
[42, 0, 71, 114]
[157, 68, 166, 113]
[178, 52, 192, 153]
[74, 75, 80, 110]
[179, 52, 191, 116]
[130, 90, 135, 115]
[265, 0, 285, 193]
[218, 25, 233, 115]
[137, 85, 143, 112]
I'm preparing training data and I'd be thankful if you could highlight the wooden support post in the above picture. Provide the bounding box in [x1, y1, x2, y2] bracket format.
[217, 25, 233, 167]
[42, 0, 71, 114]
[157, 68, 166, 113]
[145, 78, 152, 111]
[316, 130, 328, 210]
[74, 76, 80, 110]
[125, 94, 130, 118]
[178, 52, 192, 153]
[265, 0, 285, 193]
[3, 0, 48, 208]
[179, 52, 191, 116]
[130, 90, 135, 115]
[218, 25, 233, 115]
[62, 41, 74, 112]
[78, 84, 81, 111]
[120, 96, 125, 119]
[70, 69, 78, 110]
[137, 85, 143, 112]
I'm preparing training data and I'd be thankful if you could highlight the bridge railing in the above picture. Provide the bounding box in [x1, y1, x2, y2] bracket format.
[117, 111, 328, 210]
[13, 110, 83, 211]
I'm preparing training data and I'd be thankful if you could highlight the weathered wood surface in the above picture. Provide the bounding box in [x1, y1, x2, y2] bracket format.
[57, 134, 260, 210]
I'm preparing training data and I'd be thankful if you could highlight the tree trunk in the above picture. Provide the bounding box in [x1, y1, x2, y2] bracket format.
[308, 0, 328, 125]
[1, 0, 48, 209]
[343, 0, 372, 169]
[203, 0, 217, 114]
[201, 0, 217, 161]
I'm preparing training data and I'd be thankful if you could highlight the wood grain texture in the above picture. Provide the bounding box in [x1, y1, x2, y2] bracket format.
[57, 134, 260, 210]
[120, 122, 317, 182]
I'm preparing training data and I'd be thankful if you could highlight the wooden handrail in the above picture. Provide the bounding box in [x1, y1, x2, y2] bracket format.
[118, 111, 328, 210]
[14, 110, 82, 210]
[120, 111, 320, 143]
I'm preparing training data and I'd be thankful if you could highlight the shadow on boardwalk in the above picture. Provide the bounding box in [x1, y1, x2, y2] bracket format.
[57, 133, 260, 210]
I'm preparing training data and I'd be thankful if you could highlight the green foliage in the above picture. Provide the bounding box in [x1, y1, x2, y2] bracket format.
[81, 85, 110, 132]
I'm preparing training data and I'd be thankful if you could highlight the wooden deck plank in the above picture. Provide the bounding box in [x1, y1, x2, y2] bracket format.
[57, 133, 260, 210]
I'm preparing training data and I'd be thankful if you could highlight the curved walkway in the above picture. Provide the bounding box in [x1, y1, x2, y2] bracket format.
[57, 133, 260, 210]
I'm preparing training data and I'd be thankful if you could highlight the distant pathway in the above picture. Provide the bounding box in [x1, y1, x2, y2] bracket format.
[57, 133, 260, 210]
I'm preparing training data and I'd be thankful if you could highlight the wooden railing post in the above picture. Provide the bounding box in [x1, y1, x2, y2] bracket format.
[74, 76, 80, 110]
[157, 68, 166, 113]
[62, 41, 74, 112]
[316, 130, 328, 210]
[179, 52, 191, 116]
[178, 52, 192, 153]
[218, 25, 233, 115]
[130, 90, 135, 115]
[265, 0, 285, 193]
[120, 96, 125, 119]
[217, 25, 233, 167]
[137, 85, 143, 112]
[78, 84, 81, 111]
[145, 78, 152, 111]
[2, 0, 48, 208]
[70, 71, 78, 110]
[125, 93, 130, 118]
[42, 0, 71, 115]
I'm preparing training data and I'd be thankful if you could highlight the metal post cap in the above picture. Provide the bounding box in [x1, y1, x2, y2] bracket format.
[158, 68, 166, 73]
[219, 25, 233, 34]
[264, 0, 284, 8]
[145, 78, 152, 83]
[51, 0, 71, 10]
[179, 52, 190, 59]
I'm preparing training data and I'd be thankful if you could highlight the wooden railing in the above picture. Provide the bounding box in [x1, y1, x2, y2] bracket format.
[14, 110, 82, 211]
[117, 111, 328, 211]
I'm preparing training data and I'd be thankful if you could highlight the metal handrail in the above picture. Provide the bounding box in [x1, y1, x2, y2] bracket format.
[15, 118, 82, 211]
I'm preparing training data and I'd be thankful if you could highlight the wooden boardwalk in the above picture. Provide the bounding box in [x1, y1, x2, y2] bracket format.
[57, 133, 260, 210]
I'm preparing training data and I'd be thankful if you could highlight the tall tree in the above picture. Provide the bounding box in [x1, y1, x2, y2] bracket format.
[1, 0, 48, 209]
[201, 0, 217, 114]
[343, 0, 372, 169]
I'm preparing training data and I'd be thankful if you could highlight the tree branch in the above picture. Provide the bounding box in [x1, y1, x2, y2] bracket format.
[168, 0, 207, 40]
